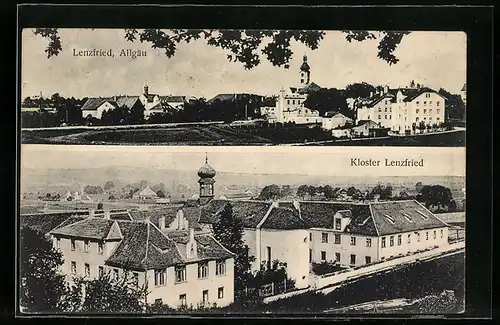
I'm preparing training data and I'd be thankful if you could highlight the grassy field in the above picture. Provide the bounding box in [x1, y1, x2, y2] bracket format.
[22, 125, 465, 146]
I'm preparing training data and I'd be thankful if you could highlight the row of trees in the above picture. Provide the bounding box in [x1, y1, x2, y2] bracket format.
[256, 182, 458, 212]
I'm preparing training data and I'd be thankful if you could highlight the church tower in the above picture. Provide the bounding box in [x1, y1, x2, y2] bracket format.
[299, 54, 311, 88]
[275, 86, 286, 123]
[197, 155, 216, 205]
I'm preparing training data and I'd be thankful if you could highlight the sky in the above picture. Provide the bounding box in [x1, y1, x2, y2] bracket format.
[21, 145, 466, 178]
[21, 29, 466, 100]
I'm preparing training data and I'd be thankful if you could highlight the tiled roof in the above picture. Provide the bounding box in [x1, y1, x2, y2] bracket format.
[359, 87, 445, 108]
[297, 82, 321, 94]
[160, 95, 185, 103]
[128, 207, 179, 229]
[81, 96, 141, 111]
[49, 217, 118, 240]
[298, 201, 376, 235]
[261, 207, 309, 230]
[461, 84, 466, 91]
[106, 221, 232, 270]
[20, 211, 90, 234]
[369, 200, 448, 236]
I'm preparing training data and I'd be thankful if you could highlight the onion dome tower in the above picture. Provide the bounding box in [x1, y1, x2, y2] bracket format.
[299, 54, 311, 87]
[198, 154, 216, 205]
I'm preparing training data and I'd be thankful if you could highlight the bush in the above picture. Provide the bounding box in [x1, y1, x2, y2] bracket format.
[312, 261, 344, 275]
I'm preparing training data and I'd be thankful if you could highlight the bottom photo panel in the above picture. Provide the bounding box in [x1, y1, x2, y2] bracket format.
[19, 145, 466, 316]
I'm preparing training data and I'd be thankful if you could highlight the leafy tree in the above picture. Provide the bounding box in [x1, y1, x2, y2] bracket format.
[34, 29, 411, 67]
[344, 82, 377, 99]
[127, 103, 145, 125]
[64, 272, 146, 313]
[297, 185, 309, 198]
[84, 185, 104, 195]
[104, 181, 115, 192]
[304, 88, 349, 118]
[97, 202, 103, 210]
[415, 182, 424, 193]
[212, 204, 255, 296]
[307, 185, 317, 197]
[20, 227, 67, 313]
[416, 185, 453, 210]
[380, 185, 393, 200]
[346, 186, 358, 197]
[258, 184, 281, 200]
[281, 185, 292, 198]
[156, 190, 165, 198]
[438, 88, 466, 121]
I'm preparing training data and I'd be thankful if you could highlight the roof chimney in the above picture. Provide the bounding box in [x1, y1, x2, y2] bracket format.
[384, 85, 388, 94]
[104, 210, 111, 219]
[144, 85, 149, 96]
[190, 227, 195, 242]
[89, 209, 95, 217]
[159, 215, 166, 231]
[370, 91, 373, 98]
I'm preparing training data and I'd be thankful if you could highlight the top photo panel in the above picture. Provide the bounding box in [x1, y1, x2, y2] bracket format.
[20, 29, 466, 147]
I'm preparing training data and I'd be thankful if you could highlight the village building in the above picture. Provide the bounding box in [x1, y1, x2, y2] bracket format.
[266, 55, 322, 125]
[321, 112, 353, 131]
[355, 81, 447, 134]
[21, 209, 235, 309]
[275, 200, 450, 267]
[133, 185, 159, 200]
[80, 85, 191, 120]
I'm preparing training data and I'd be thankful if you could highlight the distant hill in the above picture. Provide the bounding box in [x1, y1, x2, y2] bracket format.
[21, 166, 465, 201]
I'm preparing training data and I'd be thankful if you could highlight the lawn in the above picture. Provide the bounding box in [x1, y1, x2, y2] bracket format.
[21, 126, 465, 147]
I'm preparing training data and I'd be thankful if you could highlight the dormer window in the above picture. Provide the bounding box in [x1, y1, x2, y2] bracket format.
[384, 214, 395, 225]
[334, 218, 342, 230]
[415, 210, 428, 220]
[402, 213, 413, 223]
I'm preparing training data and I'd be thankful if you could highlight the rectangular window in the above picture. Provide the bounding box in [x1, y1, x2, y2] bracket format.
[334, 234, 341, 244]
[202, 290, 209, 304]
[423, 109, 427, 114]
[321, 251, 326, 261]
[309, 249, 312, 263]
[218, 287, 224, 299]
[309, 233, 312, 241]
[365, 256, 371, 264]
[71, 261, 77, 274]
[335, 253, 340, 262]
[426, 232, 429, 240]
[366, 238, 372, 247]
[98, 242, 103, 255]
[350, 237, 356, 246]
[408, 234, 411, 244]
[385, 115, 387, 119]
[417, 232, 421, 242]
[84, 240, 89, 253]
[84, 263, 90, 277]
[416, 109, 419, 114]
[179, 294, 187, 306]
[390, 236, 394, 247]
[429, 117, 432, 121]
[423, 101, 426, 105]
[384, 107, 387, 112]
[429, 109, 432, 114]
[133, 272, 139, 287]
[397, 235, 402, 246]
[335, 218, 342, 230]
[416, 101, 419, 105]
[56, 237, 60, 249]
[378, 115, 381, 119]
[71, 239, 76, 251]
[381, 237, 386, 248]
[350, 254, 356, 265]
[198, 262, 209, 279]
[389, 115, 392, 119]
[98, 266, 104, 277]
[216, 260, 226, 276]
[378, 108, 381, 112]
[175, 266, 187, 283]
[437, 101, 440, 106]
[441, 229, 444, 238]
[155, 269, 166, 286]
[321, 233, 328, 243]
[433, 230, 436, 239]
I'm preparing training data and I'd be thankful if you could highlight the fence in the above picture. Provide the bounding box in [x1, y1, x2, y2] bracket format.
[242, 279, 295, 298]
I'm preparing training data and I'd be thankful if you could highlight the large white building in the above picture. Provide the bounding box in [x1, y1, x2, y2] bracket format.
[356, 82, 447, 134]
[22, 209, 235, 309]
[264, 55, 322, 125]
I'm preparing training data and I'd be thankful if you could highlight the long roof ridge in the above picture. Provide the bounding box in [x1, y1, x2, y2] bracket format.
[49, 215, 92, 234]
[368, 202, 380, 237]
[413, 200, 449, 227]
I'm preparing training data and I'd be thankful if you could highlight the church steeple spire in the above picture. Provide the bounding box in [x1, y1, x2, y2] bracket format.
[299, 54, 311, 87]
[197, 155, 216, 205]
